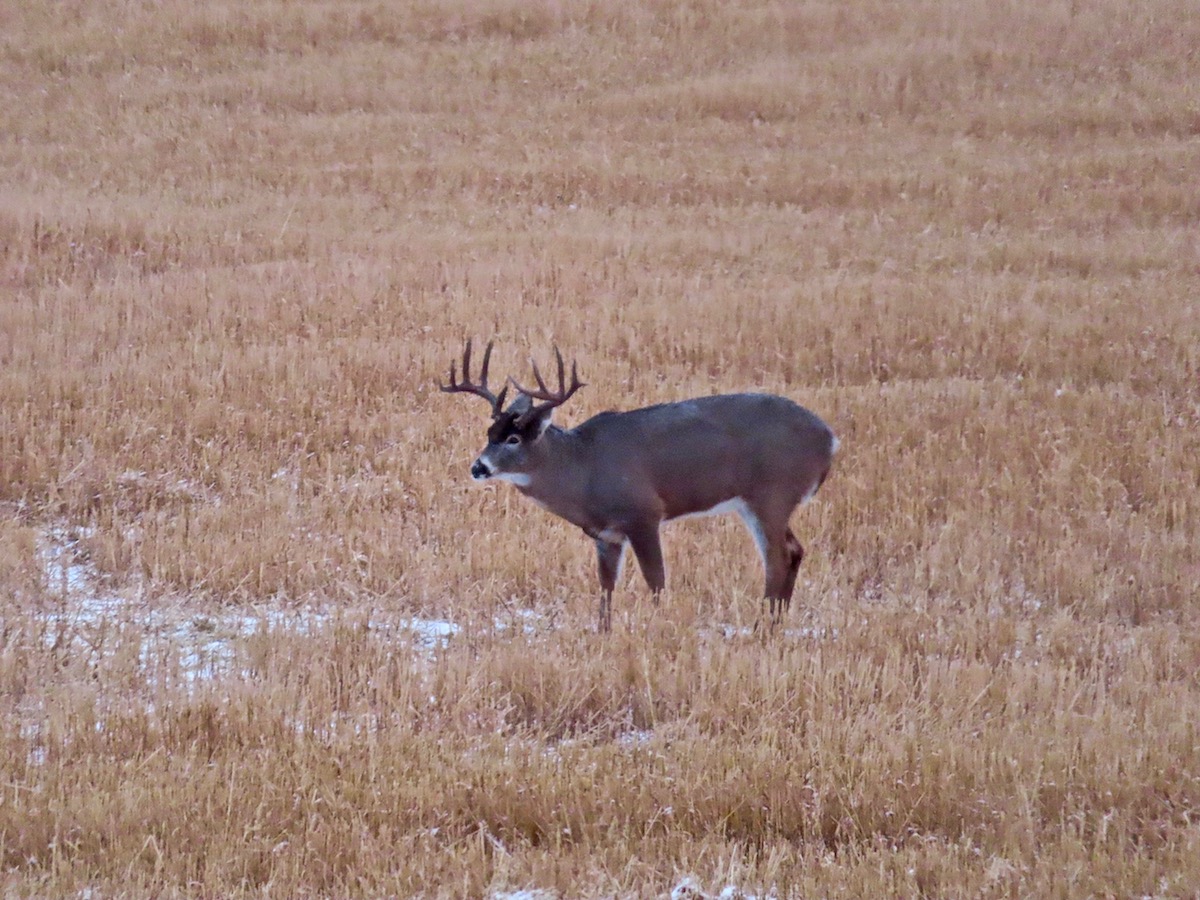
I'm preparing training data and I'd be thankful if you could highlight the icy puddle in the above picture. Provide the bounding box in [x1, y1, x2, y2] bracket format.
[35, 525, 460, 684]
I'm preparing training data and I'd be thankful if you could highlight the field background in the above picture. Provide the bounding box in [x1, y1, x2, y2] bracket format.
[2, 0, 1199, 896]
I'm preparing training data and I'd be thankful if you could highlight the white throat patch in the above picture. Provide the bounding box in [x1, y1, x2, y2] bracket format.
[492, 471, 532, 487]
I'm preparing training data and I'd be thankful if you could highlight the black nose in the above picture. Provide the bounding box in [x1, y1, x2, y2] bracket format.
[470, 460, 489, 479]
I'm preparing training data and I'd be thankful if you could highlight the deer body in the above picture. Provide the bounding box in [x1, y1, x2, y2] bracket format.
[443, 343, 837, 630]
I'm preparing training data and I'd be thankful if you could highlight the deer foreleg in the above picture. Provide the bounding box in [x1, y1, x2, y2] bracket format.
[595, 539, 625, 632]
[626, 523, 666, 600]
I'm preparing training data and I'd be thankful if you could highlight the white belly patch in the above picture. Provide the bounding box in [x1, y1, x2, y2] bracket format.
[675, 497, 768, 566]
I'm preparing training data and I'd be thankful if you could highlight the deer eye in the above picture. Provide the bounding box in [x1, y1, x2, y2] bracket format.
[505, 435, 521, 446]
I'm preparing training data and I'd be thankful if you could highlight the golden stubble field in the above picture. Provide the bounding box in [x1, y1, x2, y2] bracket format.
[2, 0, 1199, 896]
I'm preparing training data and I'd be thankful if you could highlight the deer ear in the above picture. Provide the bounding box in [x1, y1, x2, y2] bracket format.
[530, 407, 554, 437]
[514, 402, 554, 439]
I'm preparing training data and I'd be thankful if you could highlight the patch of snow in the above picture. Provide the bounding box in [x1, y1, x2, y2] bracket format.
[672, 879, 709, 900]
[710, 623, 837, 642]
[33, 524, 461, 685]
[401, 616, 460, 647]
[493, 606, 550, 636]
[671, 880, 766, 900]
[38, 525, 97, 596]
[617, 728, 655, 748]
[785, 625, 837, 641]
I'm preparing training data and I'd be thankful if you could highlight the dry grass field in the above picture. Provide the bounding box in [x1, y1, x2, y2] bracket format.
[2, 0, 1199, 896]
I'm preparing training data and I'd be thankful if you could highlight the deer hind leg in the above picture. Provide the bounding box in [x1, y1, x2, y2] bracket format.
[780, 528, 805, 613]
[734, 501, 785, 622]
[765, 537, 794, 623]
[737, 501, 804, 623]
[595, 539, 626, 633]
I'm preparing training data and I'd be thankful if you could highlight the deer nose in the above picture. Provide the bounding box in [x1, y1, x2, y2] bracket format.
[470, 459, 491, 480]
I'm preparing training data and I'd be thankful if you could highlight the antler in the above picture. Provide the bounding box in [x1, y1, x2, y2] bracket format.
[509, 347, 586, 426]
[439, 339, 508, 418]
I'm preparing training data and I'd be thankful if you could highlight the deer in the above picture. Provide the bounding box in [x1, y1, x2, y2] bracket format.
[441, 340, 838, 631]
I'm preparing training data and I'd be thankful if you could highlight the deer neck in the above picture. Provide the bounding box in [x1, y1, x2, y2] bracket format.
[516, 427, 591, 525]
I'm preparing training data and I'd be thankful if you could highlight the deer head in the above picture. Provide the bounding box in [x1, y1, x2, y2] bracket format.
[440, 340, 585, 485]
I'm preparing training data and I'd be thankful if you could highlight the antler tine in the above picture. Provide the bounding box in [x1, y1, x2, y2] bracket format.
[511, 347, 570, 400]
[510, 347, 586, 425]
[553, 346, 566, 394]
[439, 339, 507, 417]
[461, 338, 473, 385]
[527, 352, 549, 397]
[478, 339, 494, 387]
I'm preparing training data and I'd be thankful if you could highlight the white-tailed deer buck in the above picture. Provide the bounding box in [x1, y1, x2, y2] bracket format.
[441, 340, 838, 631]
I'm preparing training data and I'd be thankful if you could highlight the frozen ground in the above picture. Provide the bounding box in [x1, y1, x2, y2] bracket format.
[487, 878, 767, 899]
[35, 525, 461, 684]
[34, 524, 832, 687]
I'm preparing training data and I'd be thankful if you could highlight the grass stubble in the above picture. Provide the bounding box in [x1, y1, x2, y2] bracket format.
[1, 0, 1199, 896]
